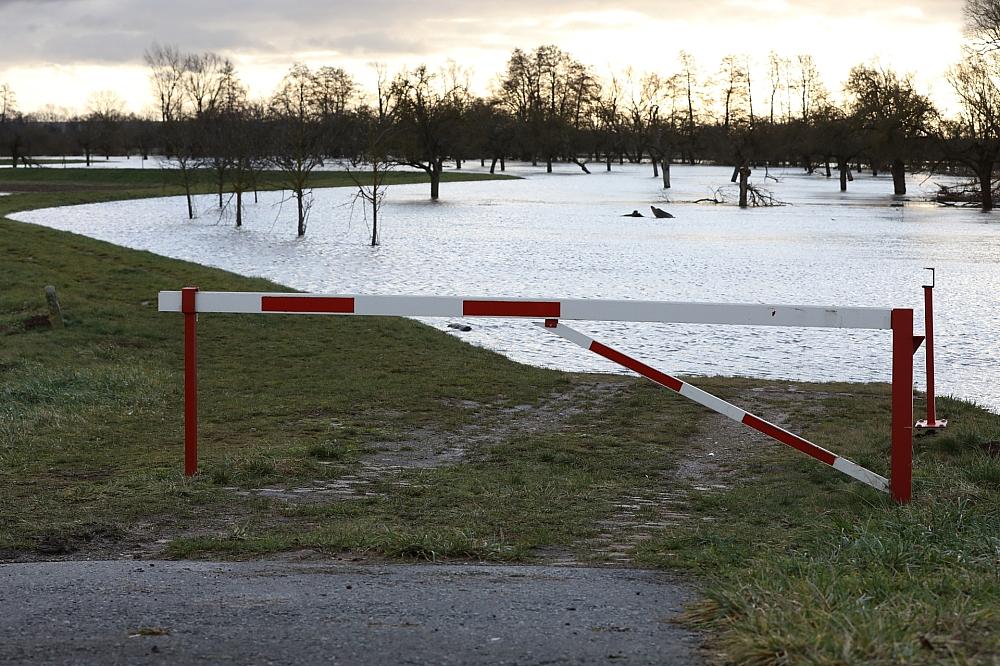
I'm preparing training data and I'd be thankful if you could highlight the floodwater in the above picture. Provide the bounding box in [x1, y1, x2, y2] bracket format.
[11, 163, 1000, 413]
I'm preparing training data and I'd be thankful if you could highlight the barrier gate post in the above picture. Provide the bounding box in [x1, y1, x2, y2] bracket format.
[891, 308, 914, 503]
[182, 286, 199, 477]
[916, 269, 947, 430]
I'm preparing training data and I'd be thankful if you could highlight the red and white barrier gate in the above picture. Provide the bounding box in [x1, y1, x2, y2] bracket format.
[159, 289, 925, 503]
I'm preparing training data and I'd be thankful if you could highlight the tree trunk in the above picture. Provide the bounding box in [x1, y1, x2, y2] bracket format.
[430, 161, 441, 200]
[371, 197, 378, 246]
[606, 154, 612, 171]
[480, 158, 485, 167]
[839, 160, 848, 192]
[236, 190, 242, 227]
[489, 157, 497, 174]
[662, 159, 671, 189]
[731, 164, 740, 183]
[979, 165, 994, 212]
[546, 157, 553, 173]
[296, 190, 306, 236]
[183, 176, 193, 220]
[455, 158, 462, 169]
[738, 165, 750, 208]
[891, 158, 906, 195]
[652, 159, 659, 178]
[500, 156, 505, 171]
[824, 160, 832, 178]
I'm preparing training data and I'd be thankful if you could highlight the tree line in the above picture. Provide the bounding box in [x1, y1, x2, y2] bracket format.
[3, 4, 1000, 237]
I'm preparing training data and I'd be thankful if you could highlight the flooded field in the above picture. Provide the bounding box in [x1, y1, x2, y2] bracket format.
[12, 163, 1000, 413]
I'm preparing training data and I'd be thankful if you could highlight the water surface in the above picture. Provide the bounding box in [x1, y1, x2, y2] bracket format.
[13, 163, 999, 413]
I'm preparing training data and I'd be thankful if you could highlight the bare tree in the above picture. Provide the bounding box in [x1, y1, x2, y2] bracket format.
[145, 43, 201, 218]
[390, 65, 465, 199]
[269, 64, 325, 236]
[348, 108, 396, 246]
[767, 51, 783, 124]
[845, 64, 935, 195]
[497, 45, 599, 173]
[144, 43, 186, 122]
[0, 83, 16, 124]
[677, 50, 704, 164]
[184, 52, 226, 118]
[201, 60, 247, 208]
[0, 83, 20, 167]
[945, 52, 1000, 211]
[85, 90, 126, 161]
[796, 55, 828, 122]
[312, 66, 357, 116]
[718, 55, 750, 129]
[966, 0, 1000, 50]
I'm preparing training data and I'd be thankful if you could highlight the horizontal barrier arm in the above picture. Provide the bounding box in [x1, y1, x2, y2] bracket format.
[159, 291, 893, 330]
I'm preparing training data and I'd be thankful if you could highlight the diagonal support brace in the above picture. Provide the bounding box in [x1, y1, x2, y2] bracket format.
[536, 320, 889, 494]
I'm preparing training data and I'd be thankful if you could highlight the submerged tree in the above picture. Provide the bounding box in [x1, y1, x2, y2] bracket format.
[346, 65, 397, 246]
[497, 46, 600, 173]
[390, 65, 465, 199]
[945, 52, 1000, 211]
[269, 64, 325, 236]
[845, 65, 935, 195]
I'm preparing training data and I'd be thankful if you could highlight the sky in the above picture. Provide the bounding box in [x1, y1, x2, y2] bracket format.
[0, 0, 967, 116]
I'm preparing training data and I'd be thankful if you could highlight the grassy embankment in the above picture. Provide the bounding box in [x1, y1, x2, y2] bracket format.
[1, 167, 997, 664]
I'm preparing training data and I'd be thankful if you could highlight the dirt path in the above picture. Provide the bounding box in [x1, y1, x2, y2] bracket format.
[0, 560, 703, 665]
[579, 386, 788, 565]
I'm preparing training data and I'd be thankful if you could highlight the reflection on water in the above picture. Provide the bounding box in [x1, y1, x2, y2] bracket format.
[13, 163, 1000, 413]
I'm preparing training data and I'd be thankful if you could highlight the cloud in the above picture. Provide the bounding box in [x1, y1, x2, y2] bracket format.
[0, 0, 962, 68]
[0, 0, 966, 114]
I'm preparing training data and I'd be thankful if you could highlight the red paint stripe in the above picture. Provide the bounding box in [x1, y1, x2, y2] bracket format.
[589, 341, 684, 392]
[261, 296, 355, 314]
[741, 413, 837, 466]
[463, 300, 561, 317]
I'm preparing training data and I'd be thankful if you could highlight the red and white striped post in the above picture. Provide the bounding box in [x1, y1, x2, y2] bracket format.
[182, 286, 199, 477]
[916, 269, 947, 430]
[890, 308, 914, 503]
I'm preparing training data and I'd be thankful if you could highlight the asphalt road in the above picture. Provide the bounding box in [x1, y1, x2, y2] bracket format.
[0, 561, 702, 665]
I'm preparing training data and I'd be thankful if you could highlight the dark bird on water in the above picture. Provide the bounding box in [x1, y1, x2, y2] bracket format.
[650, 206, 674, 218]
[623, 210, 644, 217]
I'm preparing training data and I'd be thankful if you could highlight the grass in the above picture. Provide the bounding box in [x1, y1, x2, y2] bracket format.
[2, 164, 998, 663]
[633, 390, 1000, 664]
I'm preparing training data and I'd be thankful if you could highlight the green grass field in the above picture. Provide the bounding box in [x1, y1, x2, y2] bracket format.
[2, 165, 997, 664]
